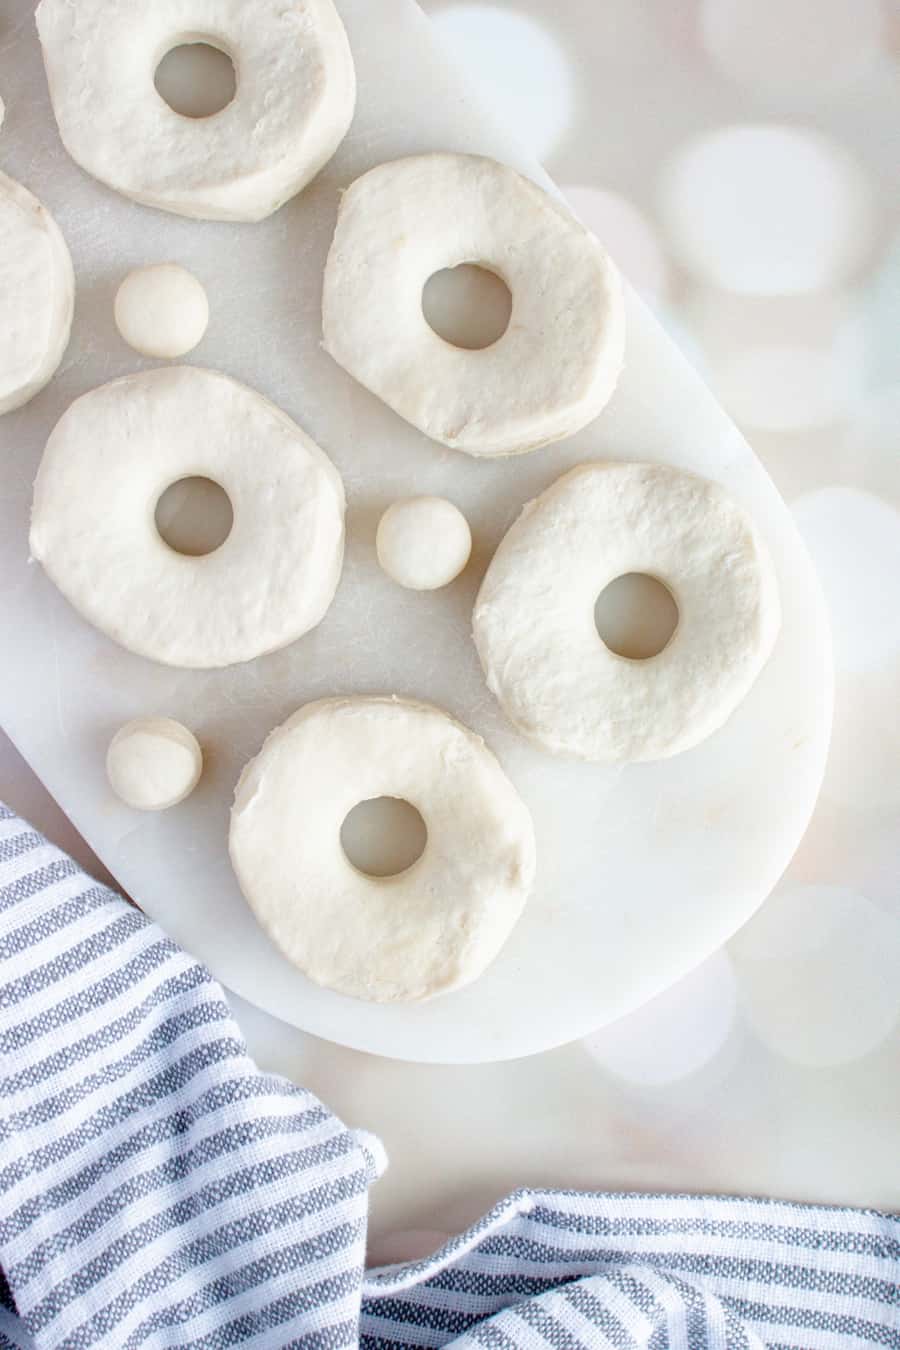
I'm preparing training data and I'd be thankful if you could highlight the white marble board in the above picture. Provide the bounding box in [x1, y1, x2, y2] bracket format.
[0, 0, 832, 1062]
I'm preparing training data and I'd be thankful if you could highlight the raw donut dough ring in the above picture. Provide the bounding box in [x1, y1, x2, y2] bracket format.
[474, 462, 781, 763]
[0, 170, 74, 416]
[30, 366, 345, 669]
[229, 697, 537, 1003]
[107, 718, 203, 811]
[323, 153, 625, 457]
[36, 0, 356, 222]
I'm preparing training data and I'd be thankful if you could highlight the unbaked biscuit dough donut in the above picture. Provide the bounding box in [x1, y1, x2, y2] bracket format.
[323, 154, 625, 457]
[107, 718, 203, 811]
[229, 697, 536, 1003]
[0, 170, 74, 416]
[30, 366, 345, 669]
[36, 0, 356, 222]
[474, 462, 781, 763]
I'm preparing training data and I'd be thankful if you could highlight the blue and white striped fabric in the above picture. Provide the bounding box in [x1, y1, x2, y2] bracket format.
[1, 801, 898, 1349]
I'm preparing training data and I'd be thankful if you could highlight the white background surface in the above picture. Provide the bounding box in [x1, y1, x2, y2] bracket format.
[1, 0, 898, 1256]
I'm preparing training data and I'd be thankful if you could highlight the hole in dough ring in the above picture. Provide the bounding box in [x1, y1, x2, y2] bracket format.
[0, 170, 74, 416]
[229, 697, 537, 1003]
[29, 366, 346, 670]
[473, 462, 781, 763]
[36, 0, 356, 222]
[323, 154, 625, 457]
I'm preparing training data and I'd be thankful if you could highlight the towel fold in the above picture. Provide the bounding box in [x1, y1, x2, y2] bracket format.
[1, 801, 897, 1349]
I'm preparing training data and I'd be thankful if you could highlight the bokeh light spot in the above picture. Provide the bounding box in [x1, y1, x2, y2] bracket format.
[430, 5, 573, 160]
[583, 952, 738, 1087]
[563, 185, 669, 303]
[660, 124, 876, 295]
[820, 670, 900, 813]
[700, 0, 885, 97]
[732, 884, 900, 1067]
[792, 485, 900, 674]
[681, 290, 864, 431]
[718, 347, 851, 431]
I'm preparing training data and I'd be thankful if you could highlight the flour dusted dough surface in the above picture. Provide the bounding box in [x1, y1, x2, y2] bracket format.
[474, 462, 781, 763]
[36, 0, 356, 222]
[0, 170, 74, 416]
[107, 717, 203, 811]
[30, 366, 346, 669]
[323, 153, 625, 457]
[229, 697, 536, 1003]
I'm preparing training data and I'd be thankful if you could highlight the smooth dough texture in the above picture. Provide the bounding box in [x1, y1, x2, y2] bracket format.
[36, 0, 356, 222]
[107, 717, 202, 810]
[323, 154, 625, 457]
[30, 366, 345, 669]
[0, 170, 74, 416]
[376, 496, 472, 591]
[229, 697, 536, 1003]
[115, 263, 209, 358]
[474, 462, 781, 763]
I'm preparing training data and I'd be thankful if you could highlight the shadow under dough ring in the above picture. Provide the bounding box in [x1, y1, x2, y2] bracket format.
[30, 366, 345, 669]
[323, 153, 625, 457]
[36, 0, 356, 221]
[473, 462, 781, 762]
[229, 698, 537, 1003]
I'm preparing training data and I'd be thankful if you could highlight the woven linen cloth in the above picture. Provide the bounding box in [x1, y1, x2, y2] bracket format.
[1, 801, 898, 1349]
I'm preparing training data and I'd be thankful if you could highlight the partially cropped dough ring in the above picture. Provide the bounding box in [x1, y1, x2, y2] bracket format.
[474, 462, 781, 762]
[36, 0, 356, 222]
[30, 366, 345, 669]
[323, 154, 625, 457]
[0, 170, 74, 416]
[229, 697, 536, 1003]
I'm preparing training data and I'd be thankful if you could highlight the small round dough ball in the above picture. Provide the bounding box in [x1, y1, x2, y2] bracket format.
[114, 263, 209, 359]
[107, 718, 203, 811]
[376, 496, 472, 591]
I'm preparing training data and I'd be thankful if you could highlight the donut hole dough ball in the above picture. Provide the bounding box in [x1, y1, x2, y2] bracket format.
[30, 366, 346, 669]
[376, 496, 472, 591]
[474, 462, 781, 763]
[107, 717, 202, 811]
[36, 0, 356, 222]
[323, 153, 625, 457]
[229, 698, 537, 1003]
[115, 264, 209, 359]
[0, 170, 74, 416]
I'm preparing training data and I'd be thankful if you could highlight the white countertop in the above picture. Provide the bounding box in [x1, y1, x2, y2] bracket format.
[2, 0, 898, 1261]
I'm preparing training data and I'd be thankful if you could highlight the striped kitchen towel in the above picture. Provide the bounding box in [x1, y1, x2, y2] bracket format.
[1, 800, 898, 1349]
